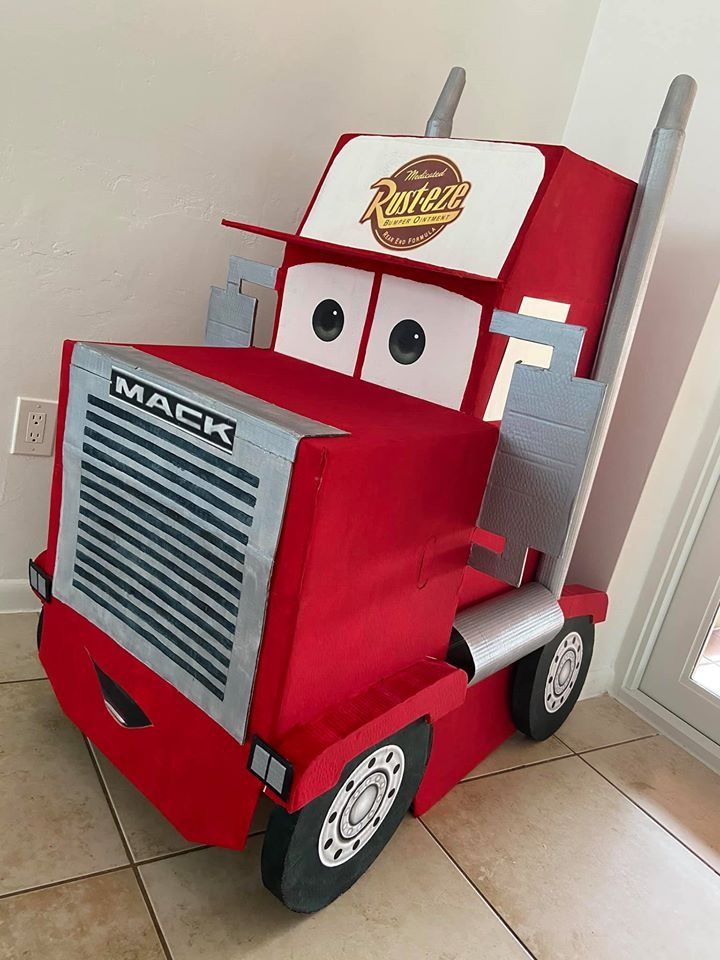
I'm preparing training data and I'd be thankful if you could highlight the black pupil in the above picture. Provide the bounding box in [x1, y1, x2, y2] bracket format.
[312, 299, 344, 342]
[388, 319, 426, 365]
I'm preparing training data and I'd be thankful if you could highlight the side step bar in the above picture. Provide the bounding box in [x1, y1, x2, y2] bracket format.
[448, 583, 563, 686]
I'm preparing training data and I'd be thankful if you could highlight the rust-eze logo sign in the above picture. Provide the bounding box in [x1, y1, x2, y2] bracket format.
[360, 154, 471, 251]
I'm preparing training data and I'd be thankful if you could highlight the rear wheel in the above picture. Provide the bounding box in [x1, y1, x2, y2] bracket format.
[512, 616, 594, 740]
[261, 719, 431, 913]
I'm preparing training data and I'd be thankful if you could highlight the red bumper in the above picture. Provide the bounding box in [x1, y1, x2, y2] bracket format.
[40, 598, 261, 850]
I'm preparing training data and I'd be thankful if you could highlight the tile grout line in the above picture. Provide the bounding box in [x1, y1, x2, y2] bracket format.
[456, 730, 715, 881]
[457, 733, 660, 787]
[555, 730, 659, 755]
[460, 751, 572, 784]
[0, 824, 266, 901]
[0, 864, 130, 903]
[0, 675, 47, 685]
[577, 753, 720, 879]
[574, 733, 659, 757]
[449, 731, 662, 789]
[83, 738, 175, 960]
[133, 827, 267, 869]
[132, 871, 174, 960]
[84, 740, 134, 855]
[417, 818, 539, 960]
[134, 845, 210, 868]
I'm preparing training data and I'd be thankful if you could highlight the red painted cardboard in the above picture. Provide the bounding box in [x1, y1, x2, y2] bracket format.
[34, 130, 633, 850]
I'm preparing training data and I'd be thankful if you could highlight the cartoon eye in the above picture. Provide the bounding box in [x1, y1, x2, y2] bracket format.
[274, 262, 373, 374]
[312, 299, 345, 342]
[361, 275, 481, 409]
[388, 319, 426, 365]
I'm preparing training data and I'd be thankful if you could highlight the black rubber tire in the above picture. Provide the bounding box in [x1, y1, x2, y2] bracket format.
[36, 608, 44, 651]
[261, 719, 431, 913]
[512, 616, 594, 741]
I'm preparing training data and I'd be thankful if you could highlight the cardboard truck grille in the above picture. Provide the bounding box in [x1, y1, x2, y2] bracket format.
[73, 395, 252, 701]
[54, 344, 343, 742]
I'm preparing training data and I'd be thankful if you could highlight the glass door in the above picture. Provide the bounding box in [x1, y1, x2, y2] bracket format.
[640, 474, 720, 745]
[692, 609, 720, 699]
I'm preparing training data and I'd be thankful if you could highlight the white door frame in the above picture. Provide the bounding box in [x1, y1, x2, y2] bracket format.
[613, 390, 720, 774]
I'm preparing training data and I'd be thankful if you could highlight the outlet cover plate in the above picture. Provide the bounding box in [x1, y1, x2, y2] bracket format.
[11, 398, 58, 456]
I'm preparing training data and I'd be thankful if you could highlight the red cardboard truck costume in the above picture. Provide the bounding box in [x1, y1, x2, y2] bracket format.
[29, 70, 694, 912]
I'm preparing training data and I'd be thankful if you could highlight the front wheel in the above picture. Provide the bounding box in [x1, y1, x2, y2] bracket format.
[261, 719, 431, 913]
[512, 616, 594, 741]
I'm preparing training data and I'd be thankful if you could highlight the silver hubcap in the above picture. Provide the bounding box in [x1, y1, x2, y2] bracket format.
[318, 744, 405, 868]
[544, 631, 583, 713]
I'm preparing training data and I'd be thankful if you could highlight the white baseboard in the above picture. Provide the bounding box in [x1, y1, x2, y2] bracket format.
[0, 579, 40, 614]
[580, 663, 613, 700]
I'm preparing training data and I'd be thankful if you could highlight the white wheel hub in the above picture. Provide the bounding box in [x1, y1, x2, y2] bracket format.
[318, 744, 405, 868]
[544, 631, 583, 713]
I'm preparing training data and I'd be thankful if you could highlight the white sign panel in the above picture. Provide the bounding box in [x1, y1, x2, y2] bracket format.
[300, 136, 545, 278]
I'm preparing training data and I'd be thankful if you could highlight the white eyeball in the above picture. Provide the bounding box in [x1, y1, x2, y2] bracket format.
[274, 262, 374, 375]
[361, 275, 481, 408]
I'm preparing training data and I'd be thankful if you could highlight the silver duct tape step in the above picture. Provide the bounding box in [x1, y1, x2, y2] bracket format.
[449, 582, 564, 686]
[205, 256, 278, 348]
[472, 312, 605, 588]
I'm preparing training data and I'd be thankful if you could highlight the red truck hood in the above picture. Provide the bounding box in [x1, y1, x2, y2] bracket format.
[137, 343, 494, 446]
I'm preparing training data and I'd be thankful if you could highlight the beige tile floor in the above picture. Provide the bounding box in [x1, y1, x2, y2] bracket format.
[1, 613, 720, 959]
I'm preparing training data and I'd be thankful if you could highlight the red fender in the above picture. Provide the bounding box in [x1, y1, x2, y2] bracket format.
[559, 584, 608, 624]
[276, 658, 467, 811]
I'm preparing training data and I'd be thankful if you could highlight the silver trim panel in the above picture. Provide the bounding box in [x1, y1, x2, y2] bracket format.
[205, 256, 278, 347]
[472, 311, 605, 586]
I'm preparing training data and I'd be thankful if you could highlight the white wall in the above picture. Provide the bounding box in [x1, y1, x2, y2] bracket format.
[564, 0, 720, 687]
[0, 0, 601, 608]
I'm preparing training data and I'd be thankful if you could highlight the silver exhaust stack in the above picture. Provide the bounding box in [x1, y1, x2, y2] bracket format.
[447, 76, 696, 685]
[425, 67, 466, 138]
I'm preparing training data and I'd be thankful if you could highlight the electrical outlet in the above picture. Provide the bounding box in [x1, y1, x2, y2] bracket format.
[26, 411, 47, 444]
[11, 398, 58, 456]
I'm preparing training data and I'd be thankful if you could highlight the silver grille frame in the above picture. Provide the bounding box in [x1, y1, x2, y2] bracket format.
[55, 344, 345, 742]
